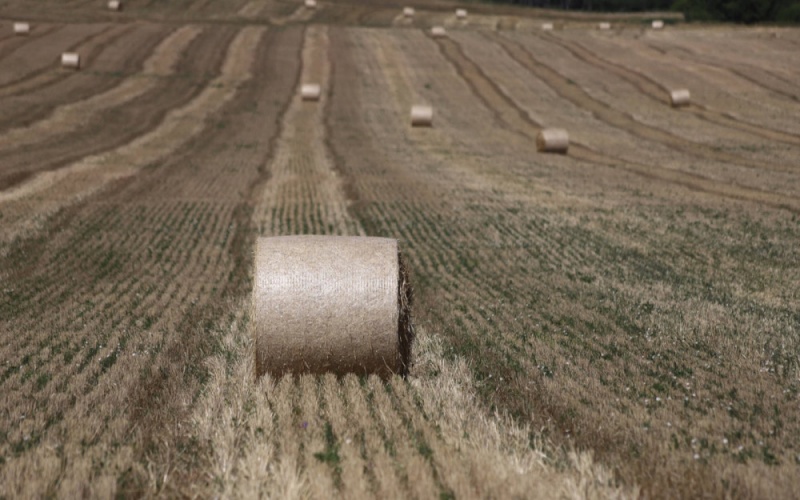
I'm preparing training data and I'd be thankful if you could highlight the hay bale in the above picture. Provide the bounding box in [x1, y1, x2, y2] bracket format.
[252, 236, 414, 378]
[669, 88, 690, 107]
[301, 83, 321, 101]
[456, 8, 467, 19]
[107, 0, 122, 11]
[13, 22, 30, 35]
[403, 6, 414, 17]
[431, 26, 446, 38]
[304, 0, 317, 8]
[536, 128, 569, 154]
[652, 20, 664, 29]
[61, 52, 81, 70]
[410, 105, 433, 127]
[541, 22, 554, 31]
[598, 22, 611, 30]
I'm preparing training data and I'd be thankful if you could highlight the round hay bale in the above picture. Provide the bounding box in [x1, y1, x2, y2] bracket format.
[304, 0, 317, 8]
[431, 26, 447, 38]
[541, 22, 554, 31]
[301, 83, 321, 101]
[669, 88, 690, 107]
[252, 236, 414, 378]
[456, 8, 467, 19]
[652, 20, 664, 29]
[107, 0, 122, 11]
[536, 128, 569, 154]
[598, 22, 611, 30]
[13, 22, 30, 35]
[403, 6, 414, 17]
[61, 52, 81, 70]
[410, 105, 433, 127]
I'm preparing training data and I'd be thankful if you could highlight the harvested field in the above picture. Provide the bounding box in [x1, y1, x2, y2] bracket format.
[0, 1, 798, 498]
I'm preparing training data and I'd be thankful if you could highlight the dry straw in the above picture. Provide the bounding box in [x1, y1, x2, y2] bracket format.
[541, 22, 554, 31]
[537, 128, 569, 154]
[13, 22, 30, 35]
[456, 8, 468, 19]
[403, 6, 414, 17]
[652, 20, 664, 29]
[431, 26, 447, 38]
[669, 88, 690, 107]
[61, 52, 81, 70]
[410, 105, 433, 127]
[252, 236, 414, 378]
[107, 0, 122, 11]
[598, 22, 611, 30]
[300, 83, 321, 101]
[304, 0, 317, 8]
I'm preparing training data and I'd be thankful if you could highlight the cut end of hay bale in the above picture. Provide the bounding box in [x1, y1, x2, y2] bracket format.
[541, 22, 554, 31]
[61, 52, 81, 70]
[13, 22, 30, 35]
[431, 26, 447, 38]
[456, 8, 468, 19]
[107, 0, 122, 11]
[652, 20, 664, 29]
[410, 105, 433, 127]
[598, 22, 611, 30]
[252, 236, 415, 379]
[669, 89, 690, 107]
[301, 83, 321, 101]
[537, 128, 569, 154]
[304, 0, 317, 8]
[403, 6, 414, 17]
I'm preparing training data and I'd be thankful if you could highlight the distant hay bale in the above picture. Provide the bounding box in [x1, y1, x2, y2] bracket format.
[431, 26, 446, 38]
[304, 0, 317, 8]
[456, 8, 467, 19]
[301, 83, 321, 101]
[252, 236, 414, 378]
[61, 52, 81, 70]
[13, 22, 30, 35]
[107, 0, 122, 11]
[669, 89, 690, 107]
[403, 6, 414, 17]
[598, 22, 611, 30]
[652, 20, 664, 29]
[410, 105, 433, 127]
[536, 128, 569, 154]
[541, 22, 554, 31]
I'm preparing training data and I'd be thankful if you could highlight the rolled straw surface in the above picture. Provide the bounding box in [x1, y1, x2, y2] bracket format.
[108, 0, 122, 11]
[670, 89, 690, 107]
[301, 83, 321, 101]
[598, 22, 611, 30]
[456, 8, 467, 19]
[252, 236, 413, 378]
[61, 52, 80, 69]
[13, 22, 30, 35]
[431, 26, 447, 38]
[410, 105, 433, 127]
[305, 0, 317, 8]
[536, 128, 569, 154]
[403, 7, 414, 17]
[652, 20, 664, 29]
[541, 22, 554, 31]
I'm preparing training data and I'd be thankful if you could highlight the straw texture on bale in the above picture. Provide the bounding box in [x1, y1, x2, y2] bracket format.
[252, 236, 414, 378]
[13, 22, 30, 35]
[410, 105, 433, 127]
[541, 22, 554, 31]
[61, 52, 80, 70]
[305, 0, 317, 8]
[456, 8, 467, 19]
[403, 6, 414, 17]
[536, 128, 569, 154]
[301, 83, 321, 101]
[108, 0, 122, 11]
[431, 26, 447, 38]
[598, 22, 611, 30]
[652, 20, 664, 29]
[670, 89, 691, 107]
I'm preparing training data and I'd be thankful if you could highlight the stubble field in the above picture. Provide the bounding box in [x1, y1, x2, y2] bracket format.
[0, 1, 798, 498]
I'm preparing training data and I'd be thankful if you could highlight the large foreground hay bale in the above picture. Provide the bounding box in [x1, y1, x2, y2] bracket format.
[301, 83, 321, 101]
[403, 6, 414, 17]
[536, 128, 569, 154]
[669, 88, 690, 107]
[252, 236, 413, 378]
[541, 22, 554, 31]
[107, 0, 122, 11]
[598, 22, 611, 30]
[13, 22, 30, 35]
[431, 26, 446, 38]
[456, 8, 467, 19]
[410, 105, 433, 127]
[305, 0, 317, 8]
[61, 52, 80, 70]
[652, 20, 664, 29]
